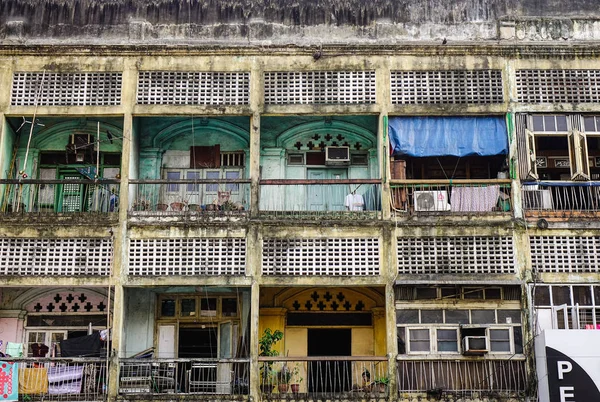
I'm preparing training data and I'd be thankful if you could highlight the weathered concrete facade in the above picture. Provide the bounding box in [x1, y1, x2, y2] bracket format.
[1, 2, 599, 402]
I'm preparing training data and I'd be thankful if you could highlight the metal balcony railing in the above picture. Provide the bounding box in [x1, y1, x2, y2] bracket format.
[259, 179, 382, 220]
[258, 357, 388, 400]
[396, 358, 527, 397]
[129, 180, 250, 215]
[0, 179, 120, 214]
[8, 358, 107, 401]
[522, 181, 600, 213]
[390, 180, 512, 214]
[118, 358, 249, 395]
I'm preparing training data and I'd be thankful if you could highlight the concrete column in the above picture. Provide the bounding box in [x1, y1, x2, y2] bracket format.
[376, 63, 391, 220]
[250, 281, 261, 401]
[381, 224, 398, 398]
[0, 63, 14, 181]
[249, 61, 264, 217]
[106, 59, 137, 402]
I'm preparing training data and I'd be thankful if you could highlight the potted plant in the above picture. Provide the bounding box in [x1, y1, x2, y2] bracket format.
[290, 363, 303, 394]
[259, 328, 283, 394]
[374, 376, 389, 394]
[277, 365, 292, 393]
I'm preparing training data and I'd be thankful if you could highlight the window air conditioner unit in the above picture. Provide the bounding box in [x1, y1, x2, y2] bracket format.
[523, 189, 552, 210]
[325, 146, 350, 165]
[462, 336, 489, 356]
[413, 190, 451, 212]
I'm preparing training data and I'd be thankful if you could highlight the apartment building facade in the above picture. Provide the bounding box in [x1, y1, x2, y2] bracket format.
[1, 1, 600, 401]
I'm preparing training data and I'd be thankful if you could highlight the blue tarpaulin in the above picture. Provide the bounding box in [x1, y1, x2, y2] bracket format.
[388, 116, 508, 157]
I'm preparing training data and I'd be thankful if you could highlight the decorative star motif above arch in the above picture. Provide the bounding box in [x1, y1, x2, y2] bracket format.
[276, 121, 376, 151]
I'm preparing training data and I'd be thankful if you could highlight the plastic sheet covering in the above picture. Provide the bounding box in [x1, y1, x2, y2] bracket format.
[388, 117, 508, 157]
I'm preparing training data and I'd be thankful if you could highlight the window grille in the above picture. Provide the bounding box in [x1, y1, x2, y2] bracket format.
[264, 71, 376, 104]
[516, 70, 600, 103]
[220, 152, 245, 167]
[137, 71, 249, 105]
[0, 238, 112, 276]
[530, 236, 600, 273]
[390, 70, 504, 104]
[262, 237, 379, 275]
[397, 236, 515, 274]
[11, 72, 122, 106]
[128, 238, 246, 276]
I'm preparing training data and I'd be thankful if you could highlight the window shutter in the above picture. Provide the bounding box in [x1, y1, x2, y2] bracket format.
[525, 129, 539, 180]
[190, 145, 220, 168]
[568, 130, 590, 181]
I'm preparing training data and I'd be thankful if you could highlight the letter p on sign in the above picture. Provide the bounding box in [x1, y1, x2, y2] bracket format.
[558, 361, 572, 380]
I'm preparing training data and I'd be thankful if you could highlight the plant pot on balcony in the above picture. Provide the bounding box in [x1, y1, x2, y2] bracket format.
[155, 203, 169, 211]
[188, 204, 201, 212]
[290, 383, 300, 394]
[170, 202, 185, 211]
[278, 384, 289, 393]
[260, 384, 274, 394]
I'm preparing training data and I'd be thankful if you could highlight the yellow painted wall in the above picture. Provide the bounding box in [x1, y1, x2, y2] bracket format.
[351, 328, 374, 355]
[372, 307, 387, 356]
[258, 307, 287, 356]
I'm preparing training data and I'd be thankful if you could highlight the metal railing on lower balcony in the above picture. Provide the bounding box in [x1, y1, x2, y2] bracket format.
[259, 180, 382, 220]
[7, 358, 107, 401]
[259, 357, 388, 400]
[522, 181, 600, 213]
[129, 180, 250, 215]
[118, 358, 249, 396]
[391, 180, 512, 214]
[0, 180, 120, 213]
[397, 359, 527, 397]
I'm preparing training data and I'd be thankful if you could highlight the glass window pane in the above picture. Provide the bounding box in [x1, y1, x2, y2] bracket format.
[219, 322, 232, 359]
[552, 286, 571, 305]
[573, 286, 592, 305]
[161, 299, 176, 317]
[437, 329, 458, 352]
[206, 171, 220, 192]
[222, 298, 238, 317]
[584, 116, 596, 132]
[200, 298, 217, 316]
[397, 327, 406, 354]
[409, 329, 430, 352]
[594, 286, 600, 305]
[445, 310, 469, 324]
[166, 171, 180, 192]
[440, 287, 460, 299]
[514, 326, 523, 354]
[225, 171, 240, 192]
[544, 115, 557, 131]
[181, 298, 196, 317]
[416, 288, 437, 300]
[464, 288, 484, 299]
[485, 288, 502, 300]
[498, 310, 522, 324]
[489, 329, 511, 352]
[532, 115, 544, 131]
[556, 115, 568, 131]
[534, 286, 551, 306]
[421, 310, 443, 323]
[186, 171, 201, 192]
[471, 310, 496, 324]
[396, 309, 419, 324]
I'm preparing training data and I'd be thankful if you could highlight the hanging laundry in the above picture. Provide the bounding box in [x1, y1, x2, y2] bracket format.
[48, 366, 83, 395]
[345, 192, 364, 211]
[19, 368, 48, 394]
[59, 333, 101, 357]
[0, 361, 18, 401]
[5, 343, 23, 358]
[31, 343, 49, 357]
